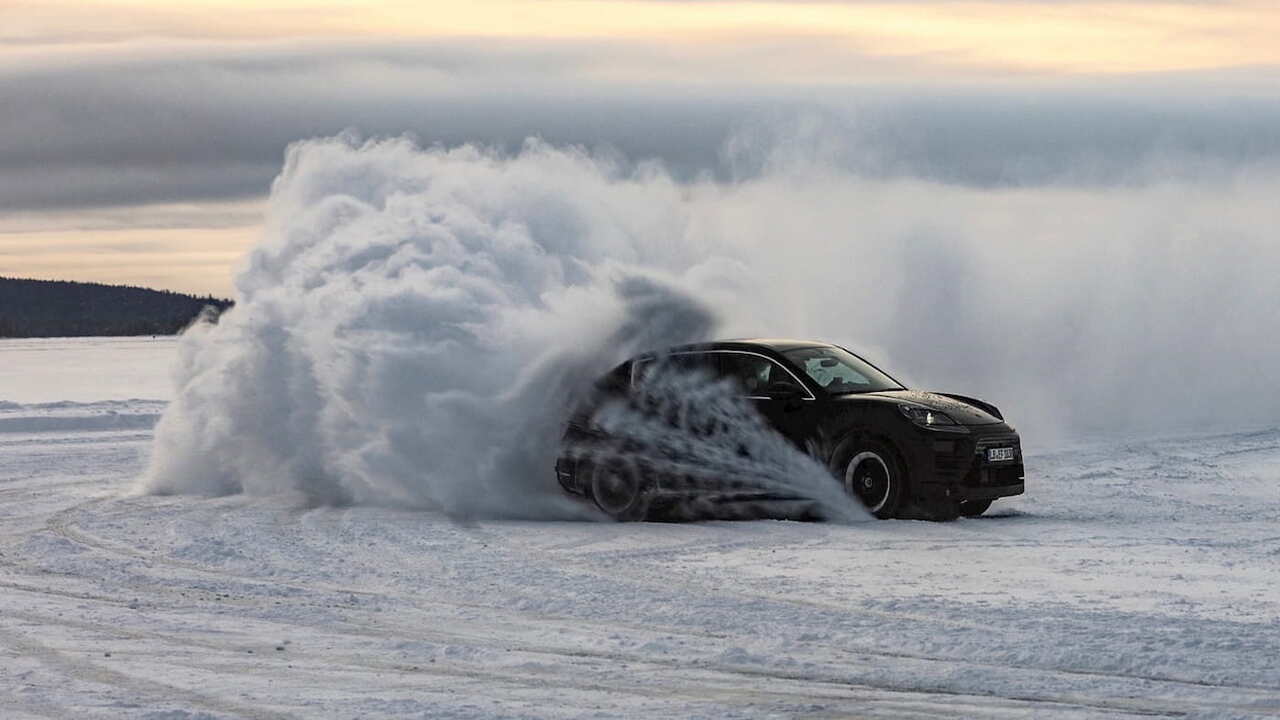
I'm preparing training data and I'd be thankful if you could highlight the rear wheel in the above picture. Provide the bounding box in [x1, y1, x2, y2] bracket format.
[959, 499, 993, 517]
[842, 442, 903, 519]
[588, 461, 651, 521]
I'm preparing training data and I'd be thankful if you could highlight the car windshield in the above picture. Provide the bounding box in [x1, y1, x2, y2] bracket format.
[782, 346, 903, 395]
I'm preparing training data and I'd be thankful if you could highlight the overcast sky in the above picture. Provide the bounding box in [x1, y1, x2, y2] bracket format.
[2, 0, 1278, 295]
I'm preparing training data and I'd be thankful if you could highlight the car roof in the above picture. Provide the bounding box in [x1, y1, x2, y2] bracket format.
[663, 338, 834, 354]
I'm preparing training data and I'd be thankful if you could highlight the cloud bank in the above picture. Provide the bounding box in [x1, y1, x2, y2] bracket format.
[3, 40, 1279, 212]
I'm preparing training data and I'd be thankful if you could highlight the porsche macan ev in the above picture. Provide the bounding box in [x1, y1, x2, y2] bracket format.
[555, 339, 1024, 521]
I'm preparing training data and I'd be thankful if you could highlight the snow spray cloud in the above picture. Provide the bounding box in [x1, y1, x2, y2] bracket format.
[143, 134, 866, 519]
[571, 366, 868, 523]
[145, 128, 1280, 515]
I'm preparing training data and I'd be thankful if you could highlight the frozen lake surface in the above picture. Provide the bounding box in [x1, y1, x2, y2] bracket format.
[0, 336, 177, 403]
[1, 337, 1277, 718]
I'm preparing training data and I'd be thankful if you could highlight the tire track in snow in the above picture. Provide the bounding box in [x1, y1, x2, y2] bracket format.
[25, 499, 1182, 718]
[17, 425, 1280, 717]
[3, 559, 1095, 718]
[43, 496, 1280, 716]
[0, 622, 299, 720]
[464, 520, 1280, 716]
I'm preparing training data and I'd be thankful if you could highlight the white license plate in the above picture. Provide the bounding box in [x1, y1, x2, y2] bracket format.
[987, 447, 1015, 462]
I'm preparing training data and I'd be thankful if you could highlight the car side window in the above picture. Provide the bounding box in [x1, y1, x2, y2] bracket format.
[632, 352, 716, 388]
[718, 352, 809, 398]
[669, 353, 718, 376]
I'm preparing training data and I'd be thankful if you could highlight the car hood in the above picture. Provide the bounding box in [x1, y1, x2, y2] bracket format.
[859, 389, 1003, 425]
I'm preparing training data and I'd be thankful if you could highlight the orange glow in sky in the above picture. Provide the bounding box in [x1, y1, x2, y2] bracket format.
[7, 0, 1280, 75]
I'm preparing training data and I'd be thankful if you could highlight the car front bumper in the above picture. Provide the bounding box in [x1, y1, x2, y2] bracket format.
[902, 422, 1026, 507]
[952, 481, 1025, 502]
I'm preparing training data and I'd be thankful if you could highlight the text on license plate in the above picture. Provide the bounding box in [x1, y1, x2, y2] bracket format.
[987, 447, 1015, 462]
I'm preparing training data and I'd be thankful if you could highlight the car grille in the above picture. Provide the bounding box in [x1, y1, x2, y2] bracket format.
[932, 431, 1024, 487]
[968, 434, 1023, 487]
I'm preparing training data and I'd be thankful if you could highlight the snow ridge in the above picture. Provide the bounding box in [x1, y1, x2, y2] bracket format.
[0, 399, 165, 434]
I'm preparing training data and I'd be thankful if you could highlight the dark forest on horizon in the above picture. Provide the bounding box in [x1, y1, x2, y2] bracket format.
[0, 276, 233, 338]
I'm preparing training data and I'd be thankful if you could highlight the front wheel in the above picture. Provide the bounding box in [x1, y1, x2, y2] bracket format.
[587, 460, 651, 522]
[842, 442, 904, 519]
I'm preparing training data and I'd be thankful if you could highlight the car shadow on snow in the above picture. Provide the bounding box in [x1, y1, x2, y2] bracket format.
[640, 497, 1041, 524]
[965, 506, 1039, 521]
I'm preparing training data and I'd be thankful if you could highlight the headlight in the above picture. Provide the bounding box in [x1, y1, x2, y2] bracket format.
[899, 404, 970, 433]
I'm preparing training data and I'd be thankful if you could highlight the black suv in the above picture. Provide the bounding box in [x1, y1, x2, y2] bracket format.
[555, 339, 1024, 521]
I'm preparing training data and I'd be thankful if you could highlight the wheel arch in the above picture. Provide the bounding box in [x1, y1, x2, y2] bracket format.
[828, 428, 909, 483]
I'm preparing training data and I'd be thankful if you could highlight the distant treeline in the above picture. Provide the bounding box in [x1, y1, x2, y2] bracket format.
[0, 276, 234, 338]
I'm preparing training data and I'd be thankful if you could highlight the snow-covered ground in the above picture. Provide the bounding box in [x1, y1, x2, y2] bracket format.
[1, 338, 1278, 719]
[0, 337, 178, 403]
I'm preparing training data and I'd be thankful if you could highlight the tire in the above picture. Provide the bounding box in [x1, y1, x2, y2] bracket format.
[930, 500, 961, 522]
[959, 499, 992, 517]
[587, 460, 651, 522]
[840, 441, 904, 519]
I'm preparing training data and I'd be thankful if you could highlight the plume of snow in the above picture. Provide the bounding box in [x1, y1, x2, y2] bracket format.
[145, 129, 1280, 516]
[144, 135, 865, 519]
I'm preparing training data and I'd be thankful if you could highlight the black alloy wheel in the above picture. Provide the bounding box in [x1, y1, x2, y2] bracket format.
[589, 461, 650, 521]
[842, 442, 903, 519]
